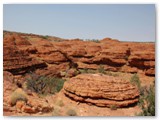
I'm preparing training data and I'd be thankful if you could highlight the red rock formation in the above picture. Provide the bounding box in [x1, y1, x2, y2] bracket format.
[15, 90, 53, 114]
[3, 46, 47, 75]
[3, 71, 16, 104]
[3, 31, 155, 76]
[145, 68, 155, 76]
[35, 63, 70, 77]
[100, 37, 120, 44]
[63, 74, 139, 107]
[4, 34, 31, 46]
[3, 34, 47, 75]
[129, 51, 155, 69]
[3, 71, 17, 114]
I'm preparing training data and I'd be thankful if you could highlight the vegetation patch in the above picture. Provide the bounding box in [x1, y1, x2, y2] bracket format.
[138, 85, 155, 116]
[42, 35, 49, 39]
[85, 39, 100, 43]
[130, 74, 155, 116]
[130, 74, 141, 89]
[26, 73, 65, 95]
[79, 68, 96, 74]
[79, 68, 89, 74]
[110, 105, 118, 110]
[79, 67, 119, 77]
[98, 65, 106, 74]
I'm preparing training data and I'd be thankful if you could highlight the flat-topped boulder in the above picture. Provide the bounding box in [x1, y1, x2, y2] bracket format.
[63, 74, 139, 107]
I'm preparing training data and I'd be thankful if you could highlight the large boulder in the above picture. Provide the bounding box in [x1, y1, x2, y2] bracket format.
[63, 74, 139, 108]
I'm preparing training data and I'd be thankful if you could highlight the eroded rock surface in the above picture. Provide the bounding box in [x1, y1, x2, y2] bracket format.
[63, 74, 139, 107]
[15, 91, 53, 114]
[3, 31, 155, 76]
[3, 71, 17, 114]
[3, 31, 155, 116]
[3, 35, 47, 75]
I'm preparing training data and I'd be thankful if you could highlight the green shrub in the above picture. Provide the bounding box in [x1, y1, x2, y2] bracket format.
[66, 109, 77, 116]
[110, 105, 117, 110]
[130, 74, 141, 89]
[26, 73, 65, 95]
[42, 35, 49, 39]
[132, 76, 155, 116]
[98, 65, 106, 74]
[79, 68, 96, 74]
[10, 89, 28, 106]
[91, 39, 100, 43]
[139, 85, 155, 116]
[86, 39, 100, 43]
[79, 68, 89, 74]
[87, 69, 96, 74]
[54, 78, 65, 92]
[130, 74, 155, 116]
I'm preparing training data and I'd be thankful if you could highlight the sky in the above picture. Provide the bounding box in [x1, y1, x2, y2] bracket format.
[3, 4, 155, 42]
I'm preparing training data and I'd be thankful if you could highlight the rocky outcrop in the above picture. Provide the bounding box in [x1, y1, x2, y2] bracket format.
[63, 74, 139, 107]
[3, 31, 155, 116]
[92, 47, 127, 69]
[145, 68, 155, 76]
[3, 35, 47, 75]
[5, 88, 53, 115]
[3, 71, 16, 108]
[36, 46, 68, 64]
[15, 91, 53, 114]
[3, 46, 47, 75]
[128, 51, 155, 76]
[4, 34, 31, 46]
[35, 63, 70, 77]
[3, 31, 155, 76]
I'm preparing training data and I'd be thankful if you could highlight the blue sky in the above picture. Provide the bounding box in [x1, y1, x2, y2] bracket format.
[3, 4, 155, 42]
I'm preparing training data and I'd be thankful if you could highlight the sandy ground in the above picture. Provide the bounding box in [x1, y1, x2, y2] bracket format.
[4, 72, 155, 116]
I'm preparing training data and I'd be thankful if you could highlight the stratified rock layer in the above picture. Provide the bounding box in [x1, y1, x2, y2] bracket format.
[3, 34, 47, 75]
[63, 74, 139, 107]
[3, 31, 155, 76]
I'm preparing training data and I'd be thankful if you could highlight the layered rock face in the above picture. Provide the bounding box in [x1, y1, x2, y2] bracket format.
[128, 51, 155, 76]
[3, 34, 47, 75]
[3, 31, 155, 116]
[3, 31, 155, 76]
[52, 39, 155, 76]
[63, 74, 139, 107]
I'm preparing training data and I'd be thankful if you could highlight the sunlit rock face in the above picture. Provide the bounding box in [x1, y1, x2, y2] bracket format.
[63, 74, 140, 108]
